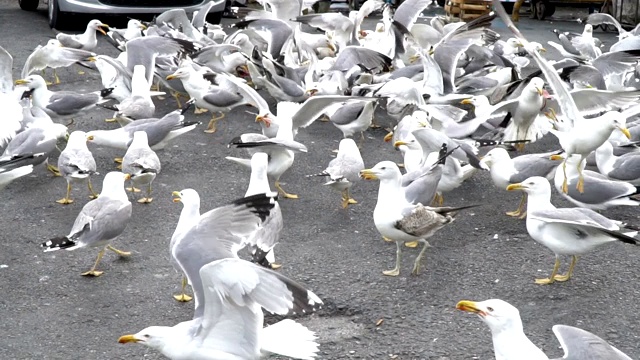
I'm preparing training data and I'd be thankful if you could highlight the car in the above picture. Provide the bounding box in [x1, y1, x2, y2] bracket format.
[18, 0, 226, 29]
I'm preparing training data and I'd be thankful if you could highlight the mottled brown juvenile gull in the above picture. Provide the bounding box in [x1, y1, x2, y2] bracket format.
[360, 161, 477, 276]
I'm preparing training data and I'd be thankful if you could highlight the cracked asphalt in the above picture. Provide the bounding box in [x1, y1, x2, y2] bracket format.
[1, 1, 639, 359]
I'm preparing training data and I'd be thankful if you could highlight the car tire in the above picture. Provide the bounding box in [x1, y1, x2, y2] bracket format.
[206, 10, 224, 24]
[19, 0, 39, 11]
[437, 0, 445, 7]
[48, 0, 72, 30]
[502, 2, 514, 13]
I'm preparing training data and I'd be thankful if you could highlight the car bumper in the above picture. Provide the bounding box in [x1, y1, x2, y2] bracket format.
[57, 0, 225, 14]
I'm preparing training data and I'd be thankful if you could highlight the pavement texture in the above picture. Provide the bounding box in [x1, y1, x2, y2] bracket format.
[1, 1, 639, 359]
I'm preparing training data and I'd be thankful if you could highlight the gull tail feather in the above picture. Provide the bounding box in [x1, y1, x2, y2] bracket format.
[41, 236, 77, 252]
[260, 319, 319, 360]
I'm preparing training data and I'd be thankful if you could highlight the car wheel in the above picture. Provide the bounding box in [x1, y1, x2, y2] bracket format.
[19, 0, 39, 11]
[206, 11, 224, 24]
[502, 2, 514, 13]
[48, 0, 71, 30]
[437, 0, 445, 6]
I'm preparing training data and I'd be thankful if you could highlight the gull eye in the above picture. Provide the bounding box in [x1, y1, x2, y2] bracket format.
[487, 306, 494, 312]
[143, 334, 150, 338]
[380, 167, 386, 170]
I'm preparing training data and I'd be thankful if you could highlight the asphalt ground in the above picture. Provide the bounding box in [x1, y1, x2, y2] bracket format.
[1, 1, 639, 359]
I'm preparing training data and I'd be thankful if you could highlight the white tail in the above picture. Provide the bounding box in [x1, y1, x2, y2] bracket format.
[260, 319, 319, 360]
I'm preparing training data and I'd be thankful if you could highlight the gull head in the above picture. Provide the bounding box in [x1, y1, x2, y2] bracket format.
[14, 75, 47, 90]
[128, 19, 147, 31]
[584, 23, 593, 35]
[166, 68, 190, 81]
[527, 77, 545, 96]
[360, 161, 400, 181]
[255, 112, 275, 128]
[118, 326, 174, 349]
[393, 138, 420, 151]
[456, 299, 524, 334]
[506, 38, 524, 49]
[88, 19, 110, 35]
[172, 188, 200, 205]
[479, 148, 510, 168]
[506, 176, 550, 195]
[604, 112, 632, 139]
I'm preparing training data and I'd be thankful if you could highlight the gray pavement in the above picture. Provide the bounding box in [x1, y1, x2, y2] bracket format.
[1, 1, 639, 359]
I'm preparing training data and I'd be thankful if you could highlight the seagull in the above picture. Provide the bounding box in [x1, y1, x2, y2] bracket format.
[122, 131, 161, 204]
[166, 66, 247, 133]
[21, 39, 95, 85]
[595, 140, 640, 185]
[456, 298, 633, 360]
[506, 176, 639, 284]
[106, 65, 156, 122]
[307, 138, 365, 209]
[480, 148, 561, 218]
[41, 172, 133, 277]
[227, 115, 307, 199]
[0, 121, 68, 176]
[360, 161, 477, 276]
[456, 299, 548, 360]
[118, 258, 321, 360]
[56, 130, 98, 205]
[243, 152, 284, 269]
[15, 75, 109, 121]
[55, 19, 109, 51]
[490, 0, 631, 194]
[552, 153, 640, 210]
[86, 101, 199, 154]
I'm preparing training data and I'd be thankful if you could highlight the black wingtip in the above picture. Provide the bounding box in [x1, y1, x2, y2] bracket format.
[180, 99, 196, 115]
[233, 192, 278, 222]
[600, 228, 639, 245]
[41, 236, 75, 251]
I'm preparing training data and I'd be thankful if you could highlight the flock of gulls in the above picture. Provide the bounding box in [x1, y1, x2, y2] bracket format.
[3, 0, 640, 358]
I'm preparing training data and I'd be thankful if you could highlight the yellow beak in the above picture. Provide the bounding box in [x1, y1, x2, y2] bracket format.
[549, 154, 564, 161]
[98, 24, 109, 35]
[619, 127, 632, 139]
[124, 174, 131, 180]
[140, 24, 147, 30]
[383, 132, 394, 143]
[166, 74, 177, 80]
[456, 300, 486, 316]
[506, 183, 526, 191]
[408, 54, 420, 63]
[86, 135, 94, 142]
[172, 191, 182, 203]
[460, 99, 473, 105]
[118, 334, 139, 344]
[393, 140, 407, 148]
[536, 87, 544, 96]
[14, 79, 28, 85]
[539, 47, 547, 53]
[359, 169, 378, 180]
